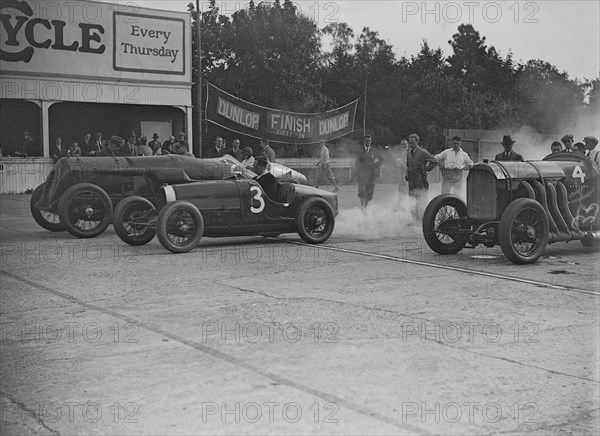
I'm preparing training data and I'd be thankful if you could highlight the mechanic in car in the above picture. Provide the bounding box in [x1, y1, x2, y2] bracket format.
[253, 156, 279, 200]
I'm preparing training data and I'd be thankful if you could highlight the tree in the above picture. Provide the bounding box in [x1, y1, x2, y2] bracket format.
[515, 60, 585, 132]
[447, 24, 516, 100]
[193, 0, 326, 111]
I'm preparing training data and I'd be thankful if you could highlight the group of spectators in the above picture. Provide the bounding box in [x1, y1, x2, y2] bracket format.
[354, 131, 599, 219]
[549, 134, 599, 169]
[205, 136, 277, 166]
[48, 131, 193, 163]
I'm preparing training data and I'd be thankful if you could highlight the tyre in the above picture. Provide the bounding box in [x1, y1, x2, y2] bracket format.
[113, 196, 157, 246]
[30, 183, 64, 232]
[58, 183, 113, 238]
[296, 198, 335, 244]
[422, 194, 467, 255]
[156, 201, 204, 253]
[499, 198, 549, 264]
[580, 232, 600, 248]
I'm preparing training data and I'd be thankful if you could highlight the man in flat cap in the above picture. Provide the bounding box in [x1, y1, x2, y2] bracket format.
[584, 136, 599, 170]
[495, 135, 524, 161]
[561, 134, 574, 152]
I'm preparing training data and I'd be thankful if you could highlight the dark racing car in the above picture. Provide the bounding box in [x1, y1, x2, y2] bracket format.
[30, 155, 307, 238]
[422, 152, 600, 264]
[111, 177, 337, 253]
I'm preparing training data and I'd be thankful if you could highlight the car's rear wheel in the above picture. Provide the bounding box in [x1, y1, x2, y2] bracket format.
[113, 196, 157, 246]
[58, 183, 113, 238]
[296, 198, 335, 244]
[30, 183, 64, 232]
[156, 201, 204, 253]
[499, 198, 549, 264]
[423, 194, 467, 255]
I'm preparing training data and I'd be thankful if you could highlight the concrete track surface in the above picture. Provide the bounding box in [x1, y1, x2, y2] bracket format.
[1, 184, 599, 435]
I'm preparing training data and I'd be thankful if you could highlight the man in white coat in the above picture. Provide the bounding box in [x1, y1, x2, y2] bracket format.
[434, 136, 474, 200]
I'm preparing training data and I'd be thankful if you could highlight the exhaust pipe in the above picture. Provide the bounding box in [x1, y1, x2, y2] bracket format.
[545, 181, 572, 241]
[531, 180, 559, 243]
[557, 181, 585, 239]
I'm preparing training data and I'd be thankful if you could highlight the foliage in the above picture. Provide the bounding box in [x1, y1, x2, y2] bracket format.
[190, 4, 598, 149]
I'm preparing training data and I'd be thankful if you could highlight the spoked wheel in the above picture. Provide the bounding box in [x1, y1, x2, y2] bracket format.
[296, 198, 335, 244]
[58, 183, 113, 238]
[423, 194, 467, 255]
[499, 198, 549, 264]
[156, 201, 204, 253]
[30, 183, 64, 231]
[113, 196, 157, 246]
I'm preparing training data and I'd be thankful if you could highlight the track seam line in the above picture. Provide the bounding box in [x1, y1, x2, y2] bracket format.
[219, 284, 600, 384]
[0, 269, 432, 436]
[0, 391, 62, 436]
[273, 239, 599, 296]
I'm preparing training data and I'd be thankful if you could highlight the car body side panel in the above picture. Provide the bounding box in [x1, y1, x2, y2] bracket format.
[159, 180, 337, 238]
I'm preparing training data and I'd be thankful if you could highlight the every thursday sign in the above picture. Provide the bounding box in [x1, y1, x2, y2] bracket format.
[0, 0, 190, 81]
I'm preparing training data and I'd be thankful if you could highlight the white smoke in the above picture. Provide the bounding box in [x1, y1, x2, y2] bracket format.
[335, 184, 443, 238]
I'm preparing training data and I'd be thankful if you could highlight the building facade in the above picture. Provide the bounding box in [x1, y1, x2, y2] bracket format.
[0, 0, 192, 193]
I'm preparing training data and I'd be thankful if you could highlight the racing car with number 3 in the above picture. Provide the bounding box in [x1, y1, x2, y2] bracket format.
[423, 152, 600, 264]
[111, 177, 337, 253]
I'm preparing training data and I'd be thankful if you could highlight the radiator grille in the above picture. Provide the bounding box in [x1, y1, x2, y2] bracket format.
[467, 169, 497, 220]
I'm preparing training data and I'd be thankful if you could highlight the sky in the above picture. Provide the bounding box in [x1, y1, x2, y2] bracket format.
[99, 0, 599, 81]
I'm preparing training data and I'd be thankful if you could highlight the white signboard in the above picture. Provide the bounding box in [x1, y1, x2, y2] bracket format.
[0, 0, 191, 82]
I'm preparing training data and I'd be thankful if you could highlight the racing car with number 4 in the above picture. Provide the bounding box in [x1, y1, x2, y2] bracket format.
[423, 152, 600, 264]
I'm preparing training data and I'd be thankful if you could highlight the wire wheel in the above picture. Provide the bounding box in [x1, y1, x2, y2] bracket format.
[423, 194, 467, 255]
[113, 196, 157, 246]
[156, 201, 204, 253]
[30, 183, 64, 232]
[296, 198, 335, 244]
[500, 198, 549, 264]
[58, 183, 112, 238]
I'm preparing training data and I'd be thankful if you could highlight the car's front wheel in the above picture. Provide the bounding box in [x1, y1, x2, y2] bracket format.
[422, 194, 468, 255]
[296, 198, 335, 244]
[58, 183, 113, 238]
[113, 196, 157, 246]
[156, 201, 204, 253]
[499, 198, 549, 264]
[30, 183, 64, 232]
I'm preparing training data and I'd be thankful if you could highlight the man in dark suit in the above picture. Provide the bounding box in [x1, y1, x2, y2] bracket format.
[206, 136, 226, 158]
[87, 132, 104, 156]
[225, 138, 245, 161]
[79, 133, 92, 156]
[120, 134, 136, 156]
[355, 134, 384, 210]
[253, 156, 279, 200]
[406, 133, 437, 221]
[495, 135, 524, 161]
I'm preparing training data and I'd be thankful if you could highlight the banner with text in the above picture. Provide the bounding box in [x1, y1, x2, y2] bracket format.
[0, 0, 190, 82]
[205, 83, 358, 144]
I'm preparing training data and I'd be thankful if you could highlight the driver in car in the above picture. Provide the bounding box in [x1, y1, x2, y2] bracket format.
[253, 156, 279, 200]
